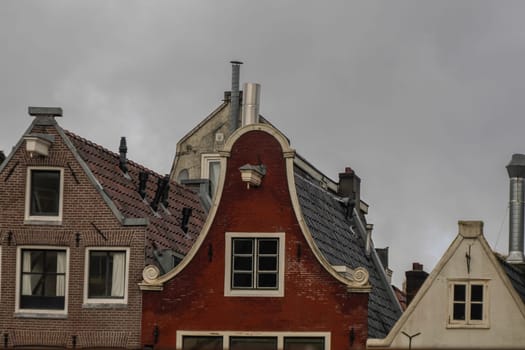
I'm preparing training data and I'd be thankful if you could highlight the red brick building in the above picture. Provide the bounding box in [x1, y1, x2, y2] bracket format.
[0, 107, 205, 348]
[140, 123, 401, 350]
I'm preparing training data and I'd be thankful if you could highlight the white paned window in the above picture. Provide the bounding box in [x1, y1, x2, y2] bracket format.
[25, 167, 64, 223]
[225, 232, 285, 297]
[448, 280, 489, 328]
[16, 247, 69, 314]
[84, 248, 130, 304]
[178, 332, 329, 350]
[201, 153, 221, 198]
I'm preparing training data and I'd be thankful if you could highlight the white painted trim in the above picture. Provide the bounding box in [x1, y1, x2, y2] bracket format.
[83, 247, 130, 305]
[224, 232, 285, 297]
[24, 166, 64, 224]
[176, 330, 331, 350]
[200, 153, 221, 179]
[15, 246, 69, 316]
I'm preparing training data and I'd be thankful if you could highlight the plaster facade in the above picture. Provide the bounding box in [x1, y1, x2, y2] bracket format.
[367, 221, 525, 350]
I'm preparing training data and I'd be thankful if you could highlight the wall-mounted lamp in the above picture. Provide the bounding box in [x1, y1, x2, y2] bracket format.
[3, 333, 8, 349]
[23, 134, 54, 158]
[349, 327, 355, 347]
[7, 232, 13, 246]
[75, 233, 81, 248]
[71, 335, 77, 349]
[239, 164, 266, 189]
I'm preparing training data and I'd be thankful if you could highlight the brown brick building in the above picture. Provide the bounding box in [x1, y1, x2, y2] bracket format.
[0, 107, 205, 348]
[140, 122, 401, 350]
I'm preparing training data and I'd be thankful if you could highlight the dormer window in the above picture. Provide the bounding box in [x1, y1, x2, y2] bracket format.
[25, 167, 64, 224]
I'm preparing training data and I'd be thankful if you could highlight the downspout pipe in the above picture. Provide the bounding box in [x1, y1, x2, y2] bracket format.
[229, 61, 243, 132]
[506, 153, 525, 263]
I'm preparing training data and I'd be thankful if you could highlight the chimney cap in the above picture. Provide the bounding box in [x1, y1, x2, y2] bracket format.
[28, 106, 63, 117]
[458, 220, 483, 238]
[507, 154, 525, 178]
[230, 60, 243, 65]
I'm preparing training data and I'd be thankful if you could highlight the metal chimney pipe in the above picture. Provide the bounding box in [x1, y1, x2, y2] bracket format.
[506, 153, 525, 263]
[229, 61, 243, 132]
[241, 83, 261, 126]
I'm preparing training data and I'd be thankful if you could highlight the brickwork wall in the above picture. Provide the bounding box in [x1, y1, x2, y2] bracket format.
[0, 123, 144, 349]
[143, 130, 369, 350]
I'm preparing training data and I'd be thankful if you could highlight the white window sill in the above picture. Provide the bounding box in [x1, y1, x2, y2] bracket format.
[447, 323, 489, 329]
[82, 302, 127, 309]
[225, 289, 284, 297]
[14, 311, 67, 319]
[24, 219, 62, 226]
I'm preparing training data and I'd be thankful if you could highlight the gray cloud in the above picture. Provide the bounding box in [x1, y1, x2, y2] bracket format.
[2, 0, 524, 286]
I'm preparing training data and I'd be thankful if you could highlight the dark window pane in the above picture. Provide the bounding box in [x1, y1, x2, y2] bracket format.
[234, 239, 253, 254]
[183, 336, 222, 350]
[258, 273, 277, 288]
[89, 252, 109, 297]
[471, 285, 483, 302]
[233, 256, 253, 271]
[233, 272, 253, 288]
[471, 303, 483, 320]
[259, 256, 277, 271]
[454, 284, 466, 301]
[284, 337, 325, 350]
[30, 170, 60, 216]
[230, 337, 277, 350]
[453, 302, 465, 320]
[259, 239, 278, 254]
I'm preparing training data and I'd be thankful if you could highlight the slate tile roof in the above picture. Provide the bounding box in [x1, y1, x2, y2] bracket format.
[496, 254, 525, 304]
[294, 169, 402, 338]
[65, 130, 206, 267]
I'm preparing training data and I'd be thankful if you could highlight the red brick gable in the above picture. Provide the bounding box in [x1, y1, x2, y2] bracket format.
[141, 126, 369, 350]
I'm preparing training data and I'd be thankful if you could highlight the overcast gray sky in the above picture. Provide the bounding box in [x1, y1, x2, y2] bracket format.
[2, 1, 524, 286]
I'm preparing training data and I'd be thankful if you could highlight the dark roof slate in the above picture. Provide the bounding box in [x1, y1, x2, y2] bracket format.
[496, 254, 525, 304]
[64, 130, 206, 266]
[294, 170, 402, 338]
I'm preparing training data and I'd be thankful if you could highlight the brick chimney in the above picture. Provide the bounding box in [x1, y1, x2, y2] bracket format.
[405, 262, 428, 306]
[338, 167, 360, 203]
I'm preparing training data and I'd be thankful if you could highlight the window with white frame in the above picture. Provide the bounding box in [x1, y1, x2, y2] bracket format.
[201, 154, 221, 198]
[85, 248, 129, 304]
[225, 232, 285, 297]
[25, 167, 64, 222]
[17, 247, 68, 312]
[448, 280, 488, 327]
[178, 332, 328, 350]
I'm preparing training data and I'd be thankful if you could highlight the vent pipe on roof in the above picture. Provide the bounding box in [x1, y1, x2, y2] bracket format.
[0, 150, 5, 165]
[151, 175, 169, 212]
[506, 154, 525, 264]
[181, 207, 192, 233]
[138, 171, 149, 199]
[241, 83, 261, 126]
[119, 137, 128, 173]
[161, 175, 170, 208]
[229, 61, 243, 132]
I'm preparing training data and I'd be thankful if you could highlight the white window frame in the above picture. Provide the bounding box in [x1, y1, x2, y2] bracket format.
[83, 247, 130, 305]
[15, 246, 69, 316]
[201, 153, 221, 198]
[224, 232, 285, 297]
[176, 331, 330, 350]
[447, 279, 489, 328]
[24, 166, 64, 224]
